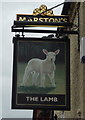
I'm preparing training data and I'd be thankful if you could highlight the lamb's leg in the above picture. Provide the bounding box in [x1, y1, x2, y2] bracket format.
[32, 72, 39, 86]
[21, 67, 30, 86]
[48, 71, 56, 87]
[40, 73, 45, 88]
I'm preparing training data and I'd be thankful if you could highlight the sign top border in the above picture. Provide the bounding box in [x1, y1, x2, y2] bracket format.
[16, 14, 69, 17]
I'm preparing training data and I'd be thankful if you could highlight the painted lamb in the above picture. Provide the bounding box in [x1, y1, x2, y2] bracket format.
[21, 49, 60, 88]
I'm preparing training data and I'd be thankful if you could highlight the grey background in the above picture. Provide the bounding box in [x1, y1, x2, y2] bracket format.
[0, 0, 64, 119]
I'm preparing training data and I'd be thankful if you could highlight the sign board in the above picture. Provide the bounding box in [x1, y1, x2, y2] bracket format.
[16, 14, 69, 23]
[12, 37, 70, 110]
[16, 14, 69, 27]
[15, 4, 69, 27]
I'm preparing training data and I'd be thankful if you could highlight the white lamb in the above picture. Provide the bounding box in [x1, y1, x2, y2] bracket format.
[21, 49, 60, 88]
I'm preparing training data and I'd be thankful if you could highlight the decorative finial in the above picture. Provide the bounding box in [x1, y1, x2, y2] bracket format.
[33, 4, 54, 16]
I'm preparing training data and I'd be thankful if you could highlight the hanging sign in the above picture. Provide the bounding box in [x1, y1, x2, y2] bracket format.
[16, 4, 69, 27]
[16, 14, 69, 23]
[12, 37, 70, 110]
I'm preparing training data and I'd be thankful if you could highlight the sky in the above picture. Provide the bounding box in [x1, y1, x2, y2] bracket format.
[0, 0, 64, 119]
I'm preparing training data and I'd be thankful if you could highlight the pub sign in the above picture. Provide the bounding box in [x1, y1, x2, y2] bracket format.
[15, 4, 69, 27]
[12, 37, 70, 110]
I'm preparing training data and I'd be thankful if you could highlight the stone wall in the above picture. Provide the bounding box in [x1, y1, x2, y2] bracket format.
[55, 2, 85, 118]
[81, 2, 85, 118]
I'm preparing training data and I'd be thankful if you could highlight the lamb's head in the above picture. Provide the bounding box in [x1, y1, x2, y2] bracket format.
[43, 49, 60, 62]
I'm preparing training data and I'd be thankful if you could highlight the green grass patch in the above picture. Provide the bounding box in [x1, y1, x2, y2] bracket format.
[18, 86, 55, 94]
[17, 63, 66, 94]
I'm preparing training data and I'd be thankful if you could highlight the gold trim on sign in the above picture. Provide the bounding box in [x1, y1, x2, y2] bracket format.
[16, 14, 69, 17]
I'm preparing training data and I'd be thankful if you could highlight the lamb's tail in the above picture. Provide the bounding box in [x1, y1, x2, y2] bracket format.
[20, 66, 31, 86]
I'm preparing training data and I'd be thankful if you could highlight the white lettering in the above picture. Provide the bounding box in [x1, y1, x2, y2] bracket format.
[40, 97, 58, 102]
[26, 96, 38, 102]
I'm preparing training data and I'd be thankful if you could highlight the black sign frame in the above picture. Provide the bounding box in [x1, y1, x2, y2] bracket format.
[12, 37, 70, 110]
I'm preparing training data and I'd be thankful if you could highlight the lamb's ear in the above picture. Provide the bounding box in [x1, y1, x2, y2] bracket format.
[55, 49, 60, 55]
[43, 49, 48, 55]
